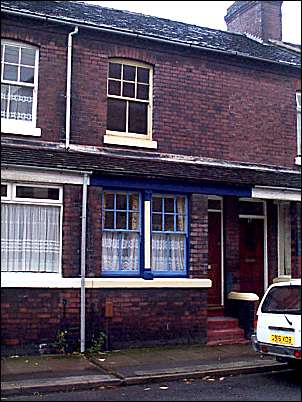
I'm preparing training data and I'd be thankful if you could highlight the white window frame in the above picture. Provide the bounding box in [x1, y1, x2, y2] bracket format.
[277, 202, 292, 278]
[104, 58, 157, 149]
[1, 182, 63, 277]
[296, 91, 301, 165]
[1, 40, 41, 136]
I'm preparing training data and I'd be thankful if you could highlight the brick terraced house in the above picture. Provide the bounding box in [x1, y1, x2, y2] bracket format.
[1, 0, 301, 353]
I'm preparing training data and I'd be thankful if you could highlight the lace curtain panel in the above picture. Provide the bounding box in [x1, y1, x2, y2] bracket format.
[1, 204, 60, 272]
[102, 231, 140, 272]
[152, 233, 185, 272]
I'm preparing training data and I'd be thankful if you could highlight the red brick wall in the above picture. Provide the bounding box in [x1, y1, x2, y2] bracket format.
[267, 201, 279, 284]
[1, 16, 300, 169]
[1, 288, 207, 351]
[62, 185, 82, 277]
[189, 194, 208, 278]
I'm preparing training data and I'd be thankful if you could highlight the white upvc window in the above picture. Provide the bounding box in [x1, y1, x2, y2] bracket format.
[277, 202, 291, 277]
[1, 40, 41, 136]
[1, 182, 62, 273]
[296, 91, 301, 161]
[104, 59, 157, 149]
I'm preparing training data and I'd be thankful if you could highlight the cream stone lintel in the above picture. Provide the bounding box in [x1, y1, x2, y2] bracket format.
[227, 291, 259, 301]
[85, 278, 212, 288]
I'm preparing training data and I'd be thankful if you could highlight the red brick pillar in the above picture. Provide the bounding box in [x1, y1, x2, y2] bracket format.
[62, 184, 82, 277]
[224, 196, 240, 292]
[189, 194, 208, 279]
[267, 200, 278, 284]
[86, 185, 103, 277]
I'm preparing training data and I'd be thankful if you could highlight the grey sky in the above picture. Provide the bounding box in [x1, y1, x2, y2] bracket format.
[86, 1, 301, 44]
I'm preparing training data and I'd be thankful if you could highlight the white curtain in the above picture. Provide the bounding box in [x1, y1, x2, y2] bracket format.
[1, 204, 60, 272]
[152, 233, 185, 272]
[102, 231, 140, 272]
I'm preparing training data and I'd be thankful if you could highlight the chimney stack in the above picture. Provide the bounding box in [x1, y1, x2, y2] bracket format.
[224, 1, 283, 42]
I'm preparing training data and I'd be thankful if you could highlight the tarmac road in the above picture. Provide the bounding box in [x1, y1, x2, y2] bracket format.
[3, 368, 301, 401]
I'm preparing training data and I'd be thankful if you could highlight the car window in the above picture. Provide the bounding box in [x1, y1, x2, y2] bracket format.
[261, 285, 301, 315]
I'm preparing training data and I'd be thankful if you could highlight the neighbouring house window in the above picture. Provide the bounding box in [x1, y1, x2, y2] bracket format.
[102, 191, 141, 274]
[278, 202, 291, 277]
[151, 194, 187, 275]
[1, 183, 62, 273]
[107, 59, 152, 137]
[296, 91, 301, 157]
[1, 40, 40, 135]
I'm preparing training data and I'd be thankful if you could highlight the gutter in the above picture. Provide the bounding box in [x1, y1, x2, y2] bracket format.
[2, 8, 300, 69]
[66, 26, 78, 150]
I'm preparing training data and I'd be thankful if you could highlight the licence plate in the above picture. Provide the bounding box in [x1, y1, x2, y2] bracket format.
[270, 334, 294, 345]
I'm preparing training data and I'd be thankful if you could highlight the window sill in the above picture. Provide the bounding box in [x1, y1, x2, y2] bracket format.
[1, 272, 80, 288]
[104, 134, 157, 149]
[295, 156, 301, 165]
[85, 278, 212, 288]
[1, 119, 41, 137]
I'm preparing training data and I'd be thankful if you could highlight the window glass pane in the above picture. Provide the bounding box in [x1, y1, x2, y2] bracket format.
[116, 193, 127, 210]
[16, 186, 60, 200]
[116, 212, 127, 229]
[152, 213, 162, 231]
[123, 65, 136, 81]
[109, 62, 121, 79]
[128, 101, 147, 134]
[8, 85, 33, 121]
[4, 45, 19, 64]
[152, 196, 162, 212]
[165, 214, 174, 231]
[3, 64, 18, 81]
[176, 196, 185, 215]
[104, 211, 114, 229]
[107, 98, 126, 132]
[1, 84, 9, 119]
[1, 185, 7, 197]
[137, 84, 149, 100]
[176, 214, 185, 232]
[261, 286, 300, 314]
[239, 201, 263, 216]
[122, 82, 135, 98]
[129, 212, 139, 230]
[20, 66, 34, 83]
[129, 193, 139, 211]
[21, 47, 35, 66]
[164, 197, 174, 213]
[108, 79, 121, 96]
[1, 204, 60, 273]
[137, 67, 149, 83]
[104, 192, 114, 209]
[208, 199, 221, 210]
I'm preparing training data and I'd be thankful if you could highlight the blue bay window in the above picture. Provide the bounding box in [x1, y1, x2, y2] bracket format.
[102, 190, 188, 277]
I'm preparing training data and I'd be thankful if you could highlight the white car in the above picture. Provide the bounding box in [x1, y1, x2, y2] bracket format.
[251, 278, 301, 366]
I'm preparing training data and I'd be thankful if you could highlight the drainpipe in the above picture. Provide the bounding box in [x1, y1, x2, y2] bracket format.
[65, 26, 78, 150]
[80, 172, 89, 353]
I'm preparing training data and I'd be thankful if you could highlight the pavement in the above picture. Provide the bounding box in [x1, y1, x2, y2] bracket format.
[1, 342, 287, 397]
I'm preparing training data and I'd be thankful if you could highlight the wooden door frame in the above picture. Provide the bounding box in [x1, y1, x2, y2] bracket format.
[208, 196, 224, 306]
[239, 198, 268, 292]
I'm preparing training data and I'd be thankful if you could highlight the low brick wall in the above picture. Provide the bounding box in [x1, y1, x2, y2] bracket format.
[1, 288, 208, 354]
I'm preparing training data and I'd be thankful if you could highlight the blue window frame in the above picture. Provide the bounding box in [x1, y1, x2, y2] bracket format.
[151, 194, 188, 276]
[102, 191, 141, 275]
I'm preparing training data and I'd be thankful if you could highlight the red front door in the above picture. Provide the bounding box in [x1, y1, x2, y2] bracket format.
[208, 211, 222, 306]
[239, 218, 264, 297]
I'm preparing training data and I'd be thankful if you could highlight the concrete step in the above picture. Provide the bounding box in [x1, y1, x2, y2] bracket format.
[208, 316, 240, 330]
[207, 338, 250, 346]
